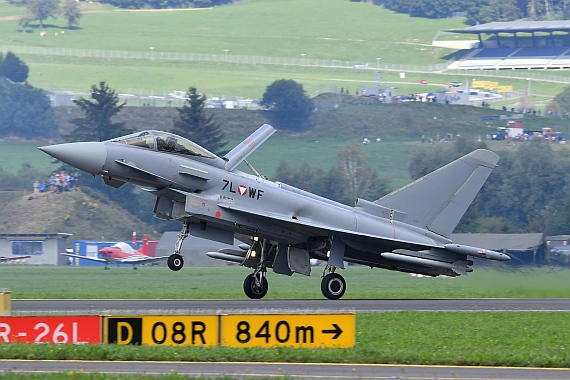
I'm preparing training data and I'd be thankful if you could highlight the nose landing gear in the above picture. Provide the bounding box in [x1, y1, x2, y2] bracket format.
[244, 272, 268, 299]
[243, 238, 269, 299]
[168, 222, 188, 271]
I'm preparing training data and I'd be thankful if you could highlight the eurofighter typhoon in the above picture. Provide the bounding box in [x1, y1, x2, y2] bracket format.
[39, 124, 509, 299]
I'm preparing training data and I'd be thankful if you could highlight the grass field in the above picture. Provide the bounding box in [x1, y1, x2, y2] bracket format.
[0, 1, 464, 60]
[1, 266, 569, 299]
[1, 0, 567, 101]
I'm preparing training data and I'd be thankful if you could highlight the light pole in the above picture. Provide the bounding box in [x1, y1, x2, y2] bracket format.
[223, 49, 229, 62]
[526, 78, 531, 110]
[376, 57, 381, 69]
[301, 53, 306, 66]
[149, 47, 155, 61]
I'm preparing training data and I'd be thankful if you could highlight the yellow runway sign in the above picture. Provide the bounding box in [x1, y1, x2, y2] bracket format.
[106, 316, 218, 346]
[221, 314, 354, 348]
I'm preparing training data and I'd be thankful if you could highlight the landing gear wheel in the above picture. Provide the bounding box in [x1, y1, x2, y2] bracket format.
[321, 273, 346, 300]
[167, 254, 184, 271]
[243, 273, 268, 299]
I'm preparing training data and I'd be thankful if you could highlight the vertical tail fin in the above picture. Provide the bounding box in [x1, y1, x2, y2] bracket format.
[375, 149, 499, 238]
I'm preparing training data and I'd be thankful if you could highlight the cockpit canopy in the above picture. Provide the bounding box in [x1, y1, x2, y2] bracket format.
[109, 130, 217, 159]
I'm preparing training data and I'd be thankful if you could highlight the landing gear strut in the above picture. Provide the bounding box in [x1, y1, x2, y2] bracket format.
[321, 265, 346, 300]
[168, 222, 188, 271]
[243, 239, 269, 299]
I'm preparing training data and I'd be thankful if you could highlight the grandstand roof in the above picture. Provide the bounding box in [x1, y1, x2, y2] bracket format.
[446, 21, 570, 34]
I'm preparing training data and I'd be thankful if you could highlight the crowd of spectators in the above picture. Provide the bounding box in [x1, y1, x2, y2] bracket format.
[33, 171, 77, 194]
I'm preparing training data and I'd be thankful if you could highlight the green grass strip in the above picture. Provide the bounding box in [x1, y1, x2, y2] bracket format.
[0, 313, 568, 368]
[1, 267, 569, 299]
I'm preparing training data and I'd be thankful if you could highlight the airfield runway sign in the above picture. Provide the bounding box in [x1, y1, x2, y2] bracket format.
[220, 314, 354, 348]
[105, 315, 218, 346]
[0, 316, 101, 344]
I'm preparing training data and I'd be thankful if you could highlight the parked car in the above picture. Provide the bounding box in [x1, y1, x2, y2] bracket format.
[419, 79, 428, 84]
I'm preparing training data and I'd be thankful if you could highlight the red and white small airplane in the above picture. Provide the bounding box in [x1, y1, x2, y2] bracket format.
[61, 232, 169, 270]
[0, 255, 30, 263]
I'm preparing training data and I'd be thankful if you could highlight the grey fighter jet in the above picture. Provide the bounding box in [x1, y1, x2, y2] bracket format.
[39, 124, 509, 300]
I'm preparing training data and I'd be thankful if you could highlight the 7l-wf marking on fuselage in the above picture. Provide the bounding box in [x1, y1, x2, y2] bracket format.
[39, 124, 509, 300]
[222, 180, 265, 199]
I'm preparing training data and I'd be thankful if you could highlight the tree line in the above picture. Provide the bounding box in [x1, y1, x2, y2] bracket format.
[367, 0, 570, 24]
[9, 0, 82, 29]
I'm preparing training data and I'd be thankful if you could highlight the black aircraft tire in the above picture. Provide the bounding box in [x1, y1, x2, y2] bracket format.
[167, 254, 184, 271]
[321, 273, 346, 300]
[243, 273, 268, 299]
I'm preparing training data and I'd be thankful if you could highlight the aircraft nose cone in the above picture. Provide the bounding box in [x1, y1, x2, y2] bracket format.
[38, 142, 107, 175]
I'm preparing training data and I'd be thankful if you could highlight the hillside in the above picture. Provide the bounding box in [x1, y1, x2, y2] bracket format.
[53, 95, 570, 141]
[0, 189, 161, 241]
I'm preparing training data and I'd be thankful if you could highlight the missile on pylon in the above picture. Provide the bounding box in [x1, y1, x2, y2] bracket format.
[444, 244, 510, 261]
[380, 252, 472, 274]
[206, 248, 247, 264]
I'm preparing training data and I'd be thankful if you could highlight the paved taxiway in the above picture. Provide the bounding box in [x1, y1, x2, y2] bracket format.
[11, 298, 570, 315]
[8, 298, 570, 379]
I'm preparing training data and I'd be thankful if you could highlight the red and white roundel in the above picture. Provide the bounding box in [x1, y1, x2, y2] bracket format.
[238, 185, 247, 196]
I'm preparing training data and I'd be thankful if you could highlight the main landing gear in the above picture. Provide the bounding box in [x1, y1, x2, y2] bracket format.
[168, 222, 188, 271]
[320, 265, 346, 300]
[242, 239, 269, 299]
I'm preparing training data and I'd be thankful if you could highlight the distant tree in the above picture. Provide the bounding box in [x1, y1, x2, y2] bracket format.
[67, 81, 132, 142]
[0, 81, 58, 139]
[21, 0, 60, 28]
[496, 140, 569, 233]
[61, 0, 82, 28]
[260, 79, 313, 131]
[545, 100, 562, 117]
[0, 52, 29, 83]
[378, 0, 569, 23]
[275, 161, 330, 196]
[551, 85, 570, 116]
[408, 136, 487, 180]
[171, 86, 227, 155]
[274, 145, 390, 205]
[337, 145, 379, 203]
[18, 12, 34, 32]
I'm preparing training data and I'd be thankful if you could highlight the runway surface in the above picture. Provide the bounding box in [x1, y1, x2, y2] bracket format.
[1, 359, 569, 379]
[11, 297, 570, 315]
[7, 298, 570, 379]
